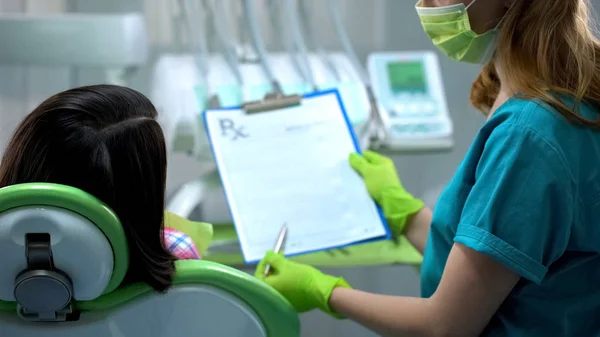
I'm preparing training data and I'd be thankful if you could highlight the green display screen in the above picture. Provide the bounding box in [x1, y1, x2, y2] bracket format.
[387, 61, 427, 94]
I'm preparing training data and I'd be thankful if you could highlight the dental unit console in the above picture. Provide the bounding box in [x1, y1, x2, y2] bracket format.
[368, 51, 453, 151]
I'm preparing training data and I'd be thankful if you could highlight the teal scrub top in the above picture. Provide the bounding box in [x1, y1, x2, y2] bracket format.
[421, 96, 600, 336]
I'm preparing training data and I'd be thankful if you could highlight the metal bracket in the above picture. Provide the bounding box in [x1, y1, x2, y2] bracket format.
[14, 233, 74, 322]
[242, 83, 302, 114]
[208, 95, 222, 109]
[17, 303, 73, 322]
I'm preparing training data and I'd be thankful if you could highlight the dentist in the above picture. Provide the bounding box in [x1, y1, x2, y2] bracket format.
[255, 0, 600, 336]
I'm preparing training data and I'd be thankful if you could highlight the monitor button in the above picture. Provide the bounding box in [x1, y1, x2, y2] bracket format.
[393, 103, 407, 115]
[423, 102, 436, 115]
[408, 103, 421, 114]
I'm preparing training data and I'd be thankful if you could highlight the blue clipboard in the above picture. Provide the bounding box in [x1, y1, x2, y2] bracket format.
[203, 88, 391, 263]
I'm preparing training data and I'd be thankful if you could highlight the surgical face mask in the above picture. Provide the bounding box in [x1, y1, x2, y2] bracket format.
[415, 0, 500, 64]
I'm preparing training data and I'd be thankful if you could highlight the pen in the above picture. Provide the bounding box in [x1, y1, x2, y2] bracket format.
[264, 223, 288, 277]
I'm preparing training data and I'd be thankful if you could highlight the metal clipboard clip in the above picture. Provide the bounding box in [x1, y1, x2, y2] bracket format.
[242, 84, 303, 114]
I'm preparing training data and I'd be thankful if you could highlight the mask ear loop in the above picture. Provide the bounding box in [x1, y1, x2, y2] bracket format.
[465, 0, 479, 10]
[465, 0, 518, 30]
[492, 0, 519, 30]
[482, 1, 519, 63]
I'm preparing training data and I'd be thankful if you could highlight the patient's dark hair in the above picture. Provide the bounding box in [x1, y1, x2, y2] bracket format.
[0, 84, 175, 293]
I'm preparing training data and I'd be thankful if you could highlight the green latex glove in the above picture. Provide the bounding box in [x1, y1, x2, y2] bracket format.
[349, 151, 425, 236]
[255, 250, 352, 317]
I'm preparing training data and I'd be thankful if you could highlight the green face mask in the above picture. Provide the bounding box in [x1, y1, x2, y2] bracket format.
[415, 0, 499, 64]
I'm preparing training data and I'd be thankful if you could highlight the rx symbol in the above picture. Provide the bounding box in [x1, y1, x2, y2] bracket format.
[219, 119, 248, 140]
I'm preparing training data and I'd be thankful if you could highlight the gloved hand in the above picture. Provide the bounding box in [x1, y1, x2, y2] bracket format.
[255, 250, 351, 317]
[349, 151, 425, 236]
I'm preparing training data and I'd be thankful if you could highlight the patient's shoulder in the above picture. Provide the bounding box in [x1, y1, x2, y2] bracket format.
[163, 227, 201, 260]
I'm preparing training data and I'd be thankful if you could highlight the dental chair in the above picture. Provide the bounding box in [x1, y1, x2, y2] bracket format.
[0, 183, 300, 337]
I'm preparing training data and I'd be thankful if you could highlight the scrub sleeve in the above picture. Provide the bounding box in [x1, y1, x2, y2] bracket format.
[454, 123, 574, 284]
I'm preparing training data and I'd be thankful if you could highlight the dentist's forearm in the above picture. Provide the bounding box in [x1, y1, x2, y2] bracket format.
[379, 186, 432, 254]
[328, 287, 436, 337]
[404, 206, 432, 254]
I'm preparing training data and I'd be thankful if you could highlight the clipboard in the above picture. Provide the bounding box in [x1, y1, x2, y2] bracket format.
[203, 88, 391, 263]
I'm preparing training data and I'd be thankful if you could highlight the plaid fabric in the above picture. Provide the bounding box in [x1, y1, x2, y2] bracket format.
[164, 227, 201, 260]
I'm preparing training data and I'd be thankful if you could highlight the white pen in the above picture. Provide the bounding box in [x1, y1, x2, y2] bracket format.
[263, 223, 288, 277]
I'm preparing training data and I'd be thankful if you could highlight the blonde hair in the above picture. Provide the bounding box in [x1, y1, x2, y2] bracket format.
[471, 0, 600, 125]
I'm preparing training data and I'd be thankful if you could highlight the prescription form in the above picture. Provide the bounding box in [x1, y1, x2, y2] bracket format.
[204, 91, 389, 263]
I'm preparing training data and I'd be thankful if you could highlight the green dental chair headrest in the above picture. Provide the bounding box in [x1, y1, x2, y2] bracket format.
[0, 183, 299, 337]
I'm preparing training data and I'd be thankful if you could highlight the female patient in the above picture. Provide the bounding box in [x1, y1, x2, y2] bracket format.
[0, 84, 201, 293]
